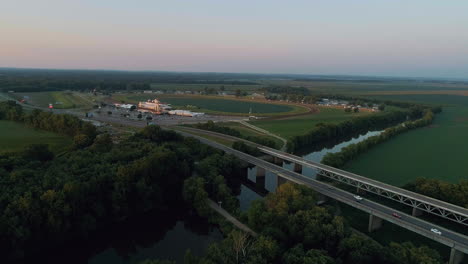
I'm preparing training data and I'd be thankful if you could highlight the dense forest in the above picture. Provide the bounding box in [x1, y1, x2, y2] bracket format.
[145, 183, 444, 264]
[0, 108, 240, 263]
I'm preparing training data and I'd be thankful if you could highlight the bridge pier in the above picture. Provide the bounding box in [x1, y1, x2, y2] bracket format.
[412, 207, 424, 217]
[449, 248, 464, 264]
[256, 167, 266, 178]
[273, 156, 283, 165]
[293, 163, 302, 174]
[368, 214, 383, 232]
[276, 174, 289, 189]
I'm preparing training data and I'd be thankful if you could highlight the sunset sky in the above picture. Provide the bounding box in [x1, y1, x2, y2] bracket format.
[1, 0, 468, 78]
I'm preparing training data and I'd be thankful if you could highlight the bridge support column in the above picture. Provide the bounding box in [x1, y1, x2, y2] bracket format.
[412, 207, 423, 217]
[449, 248, 464, 264]
[293, 163, 302, 174]
[256, 167, 266, 178]
[276, 175, 289, 189]
[368, 214, 383, 233]
[273, 156, 283, 165]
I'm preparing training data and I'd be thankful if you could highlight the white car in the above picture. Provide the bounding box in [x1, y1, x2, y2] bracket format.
[430, 228, 442, 235]
[354, 195, 363, 201]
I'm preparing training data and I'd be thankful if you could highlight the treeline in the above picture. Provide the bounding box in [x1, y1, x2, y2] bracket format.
[322, 110, 435, 168]
[191, 121, 277, 148]
[321, 94, 443, 112]
[143, 183, 443, 264]
[183, 153, 242, 218]
[287, 110, 411, 152]
[404, 178, 468, 209]
[0, 69, 258, 92]
[263, 86, 317, 104]
[0, 125, 235, 262]
[0, 101, 97, 149]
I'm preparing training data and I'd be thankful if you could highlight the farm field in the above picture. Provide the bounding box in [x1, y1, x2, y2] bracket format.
[249, 107, 371, 138]
[260, 79, 468, 94]
[344, 105, 468, 186]
[0, 120, 72, 153]
[150, 83, 263, 92]
[14, 91, 93, 109]
[114, 94, 309, 116]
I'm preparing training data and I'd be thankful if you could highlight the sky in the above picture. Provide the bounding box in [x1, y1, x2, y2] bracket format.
[1, 0, 468, 78]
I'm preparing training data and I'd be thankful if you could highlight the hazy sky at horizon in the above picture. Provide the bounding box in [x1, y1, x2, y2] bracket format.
[1, 0, 468, 78]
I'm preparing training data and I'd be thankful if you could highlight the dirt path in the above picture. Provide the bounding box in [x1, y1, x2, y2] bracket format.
[238, 121, 288, 151]
[208, 200, 257, 237]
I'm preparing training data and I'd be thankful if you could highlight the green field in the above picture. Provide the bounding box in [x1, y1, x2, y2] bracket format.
[250, 107, 371, 138]
[219, 122, 284, 148]
[117, 94, 306, 116]
[14, 91, 92, 109]
[150, 83, 263, 91]
[0, 120, 72, 153]
[344, 95, 468, 186]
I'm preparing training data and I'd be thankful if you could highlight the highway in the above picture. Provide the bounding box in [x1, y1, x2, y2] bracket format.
[174, 129, 468, 255]
[177, 126, 468, 227]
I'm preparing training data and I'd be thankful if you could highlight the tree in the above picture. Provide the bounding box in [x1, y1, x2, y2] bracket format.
[137, 113, 143, 119]
[235, 89, 242, 97]
[378, 104, 386, 111]
[353, 107, 359, 113]
[22, 144, 54, 162]
[107, 111, 112, 115]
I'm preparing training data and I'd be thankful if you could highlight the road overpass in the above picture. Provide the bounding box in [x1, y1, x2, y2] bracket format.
[175, 128, 468, 264]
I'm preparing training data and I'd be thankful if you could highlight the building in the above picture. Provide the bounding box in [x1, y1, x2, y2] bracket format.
[138, 99, 171, 114]
[168, 110, 204, 117]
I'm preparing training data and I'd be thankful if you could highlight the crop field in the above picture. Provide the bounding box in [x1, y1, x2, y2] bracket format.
[0, 120, 72, 153]
[249, 107, 371, 138]
[150, 83, 263, 91]
[344, 105, 468, 186]
[14, 91, 92, 109]
[115, 94, 308, 116]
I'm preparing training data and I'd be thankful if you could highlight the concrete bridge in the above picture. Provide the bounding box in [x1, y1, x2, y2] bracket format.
[175, 127, 468, 264]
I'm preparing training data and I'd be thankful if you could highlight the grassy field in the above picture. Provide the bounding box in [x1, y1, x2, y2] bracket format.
[14, 91, 93, 109]
[250, 107, 371, 139]
[114, 94, 309, 116]
[344, 95, 468, 186]
[0, 120, 72, 153]
[219, 122, 284, 148]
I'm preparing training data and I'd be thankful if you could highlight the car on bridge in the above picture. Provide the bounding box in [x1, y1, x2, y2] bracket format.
[431, 228, 442, 235]
[392, 212, 402, 219]
[354, 195, 363, 202]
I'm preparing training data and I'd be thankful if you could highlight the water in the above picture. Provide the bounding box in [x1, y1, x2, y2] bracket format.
[40, 208, 222, 264]
[236, 130, 382, 210]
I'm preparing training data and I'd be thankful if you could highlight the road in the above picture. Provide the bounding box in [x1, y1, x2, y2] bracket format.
[175, 126, 468, 227]
[174, 129, 468, 254]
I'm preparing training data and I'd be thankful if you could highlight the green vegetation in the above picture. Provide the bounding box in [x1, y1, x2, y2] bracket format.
[123, 95, 301, 115]
[150, 83, 262, 92]
[323, 109, 437, 168]
[344, 107, 468, 185]
[161, 183, 443, 264]
[250, 107, 370, 139]
[0, 120, 72, 153]
[190, 121, 277, 148]
[14, 91, 92, 109]
[221, 122, 284, 148]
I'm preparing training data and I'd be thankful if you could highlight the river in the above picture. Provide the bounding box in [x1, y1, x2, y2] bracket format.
[236, 130, 382, 211]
